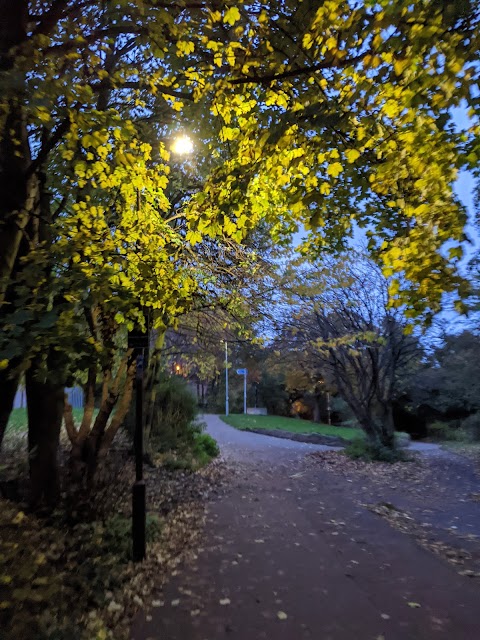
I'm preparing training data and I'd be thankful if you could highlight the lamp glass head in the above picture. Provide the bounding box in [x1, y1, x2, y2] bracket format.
[171, 135, 194, 155]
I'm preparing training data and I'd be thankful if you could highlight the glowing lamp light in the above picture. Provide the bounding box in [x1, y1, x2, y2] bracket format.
[171, 135, 194, 155]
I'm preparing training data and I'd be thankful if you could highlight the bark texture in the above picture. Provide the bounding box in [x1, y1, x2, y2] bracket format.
[26, 365, 64, 507]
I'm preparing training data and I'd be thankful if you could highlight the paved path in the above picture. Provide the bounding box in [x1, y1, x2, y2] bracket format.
[204, 413, 343, 457]
[131, 416, 480, 640]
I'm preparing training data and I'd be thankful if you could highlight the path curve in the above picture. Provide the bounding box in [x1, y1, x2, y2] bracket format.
[131, 415, 480, 640]
[204, 414, 343, 459]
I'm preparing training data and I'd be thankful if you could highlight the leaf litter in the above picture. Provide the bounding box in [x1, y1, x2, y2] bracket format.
[0, 434, 227, 640]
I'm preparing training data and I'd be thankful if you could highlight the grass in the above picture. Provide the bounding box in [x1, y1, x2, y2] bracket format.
[7, 407, 87, 434]
[219, 413, 363, 441]
[442, 441, 480, 461]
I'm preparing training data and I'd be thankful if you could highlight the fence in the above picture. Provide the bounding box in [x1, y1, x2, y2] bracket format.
[13, 386, 84, 409]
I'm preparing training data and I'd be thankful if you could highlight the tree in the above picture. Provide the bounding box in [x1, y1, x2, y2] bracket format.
[410, 330, 480, 418]
[0, 1, 246, 499]
[278, 253, 419, 449]
[188, 0, 478, 316]
[1, 1, 478, 498]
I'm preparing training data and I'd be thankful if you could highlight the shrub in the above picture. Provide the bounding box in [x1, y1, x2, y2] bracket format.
[162, 455, 192, 471]
[146, 374, 219, 469]
[427, 420, 463, 441]
[257, 373, 290, 417]
[162, 434, 220, 471]
[394, 431, 411, 449]
[460, 413, 480, 442]
[149, 374, 201, 453]
[345, 438, 408, 463]
[194, 433, 219, 458]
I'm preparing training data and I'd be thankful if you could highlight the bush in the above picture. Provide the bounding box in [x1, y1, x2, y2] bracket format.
[460, 413, 480, 442]
[394, 431, 411, 449]
[427, 420, 464, 441]
[194, 433, 219, 458]
[345, 438, 408, 463]
[257, 373, 290, 417]
[163, 434, 220, 471]
[146, 374, 219, 469]
[149, 374, 201, 453]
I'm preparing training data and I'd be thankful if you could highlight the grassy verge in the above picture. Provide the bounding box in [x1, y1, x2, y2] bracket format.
[219, 414, 363, 441]
[441, 441, 480, 463]
[7, 408, 90, 434]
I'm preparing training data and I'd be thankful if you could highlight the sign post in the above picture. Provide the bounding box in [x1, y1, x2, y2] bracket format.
[236, 368, 248, 414]
[225, 341, 229, 416]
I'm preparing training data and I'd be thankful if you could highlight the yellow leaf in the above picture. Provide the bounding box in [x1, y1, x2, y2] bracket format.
[35, 553, 47, 565]
[326, 162, 343, 178]
[177, 40, 195, 55]
[394, 58, 409, 76]
[12, 511, 26, 525]
[345, 149, 360, 163]
[62, 149, 75, 161]
[220, 127, 239, 142]
[224, 7, 241, 25]
[303, 33, 314, 50]
[320, 182, 330, 195]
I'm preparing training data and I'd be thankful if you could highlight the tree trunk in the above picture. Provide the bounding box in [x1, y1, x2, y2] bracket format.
[378, 403, 395, 450]
[0, 1, 35, 303]
[68, 354, 136, 489]
[312, 394, 322, 423]
[26, 366, 64, 507]
[0, 367, 20, 448]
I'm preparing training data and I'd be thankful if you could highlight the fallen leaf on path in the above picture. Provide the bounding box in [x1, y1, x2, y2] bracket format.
[219, 598, 231, 606]
[171, 599, 180, 607]
[277, 611, 288, 620]
[151, 600, 164, 607]
[407, 602, 421, 608]
[380, 613, 390, 620]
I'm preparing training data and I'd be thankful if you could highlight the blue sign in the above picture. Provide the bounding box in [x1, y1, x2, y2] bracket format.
[236, 368, 247, 375]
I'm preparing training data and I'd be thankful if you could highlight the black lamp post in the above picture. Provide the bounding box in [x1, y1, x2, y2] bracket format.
[128, 321, 149, 562]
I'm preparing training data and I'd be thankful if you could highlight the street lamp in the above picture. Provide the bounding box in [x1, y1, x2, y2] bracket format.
[171, 134, 194, 156]
[130, 134, 193, 563]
